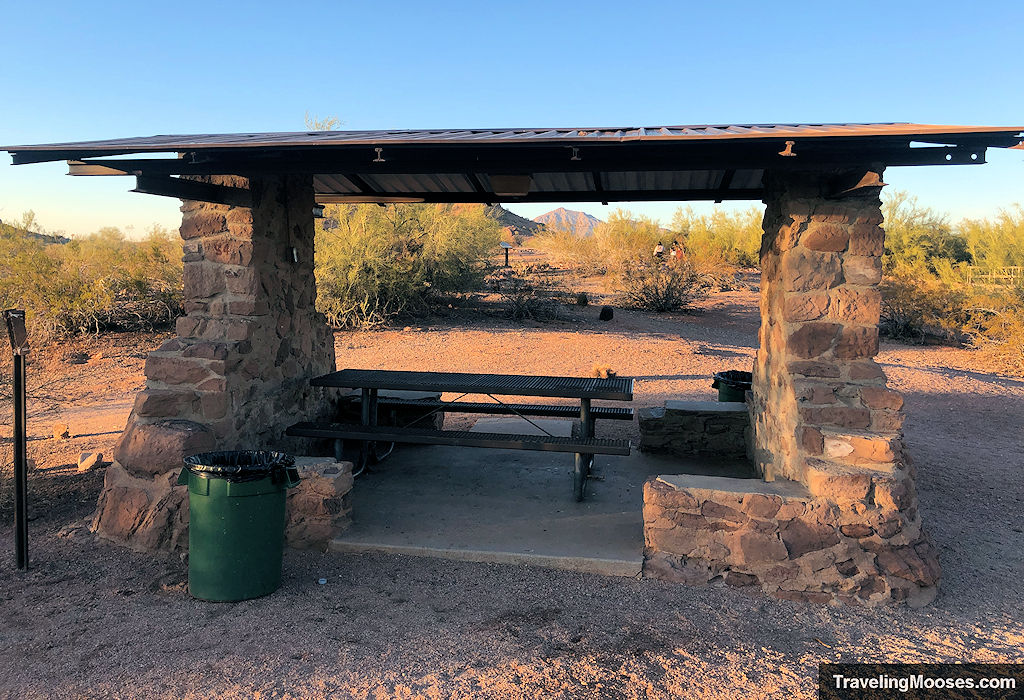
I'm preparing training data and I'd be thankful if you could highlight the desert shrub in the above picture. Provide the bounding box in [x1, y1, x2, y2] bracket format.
[530, 222, 604, 274]
[959, 205, 1024, 272]
[592, 210, 665, 277]
[963, 286, 1024, 376]
[879, 260, 1024, 375]
[669, 206, 763, 269]
[498, 273, 558, 320]
[315, 203, 501, 328]
[620, 259, 711, 312]
[879, 261, 969, 342]
[876, 194, 1024, 373]
[0, 220, 183, 339]
[882, 192, 969, 270]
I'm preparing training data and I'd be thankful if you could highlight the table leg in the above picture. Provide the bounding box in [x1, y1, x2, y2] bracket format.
[357, 387, 372, 475]
[574, 399, 593, 502]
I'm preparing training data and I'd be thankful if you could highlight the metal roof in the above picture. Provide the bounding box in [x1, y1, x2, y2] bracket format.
[6, 122, 1023, 154]
[5, 123, 1022, 205]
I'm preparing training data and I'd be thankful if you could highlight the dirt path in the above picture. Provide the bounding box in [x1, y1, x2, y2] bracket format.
[1, 292, 1022, 698]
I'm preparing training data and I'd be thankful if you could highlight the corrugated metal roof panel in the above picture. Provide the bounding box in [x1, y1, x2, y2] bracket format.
[362, 173, 475, 194]
[314, 174, 361, 194]
[730, 169, 765, 190]
[532, 172, 592, 192]
[6, 123, 1022, 154]
[602, 171, 726, 191]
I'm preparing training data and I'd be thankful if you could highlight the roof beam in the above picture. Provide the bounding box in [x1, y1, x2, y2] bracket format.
[343, 174, 375, 194]
[132, 175, 252, 207]
[591, 171, 608, 205]
[63, 142, 991, 180]
[714, 169, 736, 204]
[315, 188, 764, 205]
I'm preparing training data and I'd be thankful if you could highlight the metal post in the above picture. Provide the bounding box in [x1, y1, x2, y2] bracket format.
[504, 248, 510, 267]
[4, 309, 30, 570]
[13, 353, 27, 569]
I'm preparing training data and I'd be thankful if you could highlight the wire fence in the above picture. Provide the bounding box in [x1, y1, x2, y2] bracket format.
[965, 266, 1024, 287]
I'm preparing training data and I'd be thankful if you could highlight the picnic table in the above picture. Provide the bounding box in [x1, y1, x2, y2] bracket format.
[286, 369, 634, 501]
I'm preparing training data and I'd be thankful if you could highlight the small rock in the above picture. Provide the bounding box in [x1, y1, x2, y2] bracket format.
[78, 452, 103, 472]
[598, 306, 614, 321]
[53, 423, 70, 440]
[66, 351, 90, 365]
[403, 326, 412, 332]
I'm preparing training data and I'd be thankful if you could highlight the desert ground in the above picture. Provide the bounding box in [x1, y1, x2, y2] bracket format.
[1, 284, 1022, 699]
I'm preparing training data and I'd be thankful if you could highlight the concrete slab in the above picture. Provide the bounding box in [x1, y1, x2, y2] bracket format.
[331, 419, 756, 577]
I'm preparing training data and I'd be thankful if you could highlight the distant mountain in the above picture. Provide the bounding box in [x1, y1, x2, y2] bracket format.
[533, 208, 602, 237]
[485, 205, 544, 238]
[0, 219, 69, 245]
[447, 204, 544, 238]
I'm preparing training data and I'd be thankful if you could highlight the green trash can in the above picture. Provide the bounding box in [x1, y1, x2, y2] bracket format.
[177, 450, 300, 602]
[712, 370, 752, 403]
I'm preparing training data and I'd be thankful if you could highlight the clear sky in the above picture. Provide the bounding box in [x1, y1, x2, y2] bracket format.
[2, 0, 1021, 237]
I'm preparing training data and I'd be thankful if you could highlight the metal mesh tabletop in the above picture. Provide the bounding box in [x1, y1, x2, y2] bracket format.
[312, 369, 633, 401]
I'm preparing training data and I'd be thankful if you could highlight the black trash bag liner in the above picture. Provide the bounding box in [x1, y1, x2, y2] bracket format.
[183, 450, 295, 483]
[712, 370, 753, 390]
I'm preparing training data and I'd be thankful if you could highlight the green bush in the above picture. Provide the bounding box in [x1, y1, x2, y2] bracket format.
[959, 205, 1024, 271]
[530, 223, 605, 274]
[314, 203, 501, 328]
[669, 206, 763, 268]
[532, 207, 759, 295]
[879, 261, 969, 342]
[882, 192, 969, 269]
[620, 259, 711, 312]
[0, 219, 183, 339]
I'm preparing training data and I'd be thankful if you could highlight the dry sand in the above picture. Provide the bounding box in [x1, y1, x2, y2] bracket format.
[1, 289, 1022, 699]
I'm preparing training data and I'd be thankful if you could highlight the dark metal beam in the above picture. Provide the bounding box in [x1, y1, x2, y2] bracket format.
[715, 169, 736, 204]
[343, 174, 375, 194]
[132, 175, 252, 207]
[591, 171, 608, 205]
[314, 188, 764, 205]
[465, 172, 486, 193]
[67, 142, 991, 180]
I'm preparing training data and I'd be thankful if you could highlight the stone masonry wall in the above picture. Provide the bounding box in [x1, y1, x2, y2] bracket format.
[286, 457, 354, 549]
[644, 474, 940, 607]
[751, 169, 897, 483]
[643, 168, 940, 606]
[638, 401, 750, 459]
[92, 175, 338, 550]
[751, 169, 900, 483]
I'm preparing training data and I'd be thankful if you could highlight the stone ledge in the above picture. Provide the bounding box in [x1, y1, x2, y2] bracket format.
[664, 400, 747, 413]
[642, 469, 939, 607]
[655, 473, 809, 499]
[286, 457, 354, 550]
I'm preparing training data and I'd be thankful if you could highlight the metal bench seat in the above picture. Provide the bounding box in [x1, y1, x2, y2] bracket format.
[348, 397, 634, 421]
[285, 422, 631, 456]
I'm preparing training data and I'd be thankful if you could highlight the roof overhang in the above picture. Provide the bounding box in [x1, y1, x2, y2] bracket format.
[5, 123, 1022, 206]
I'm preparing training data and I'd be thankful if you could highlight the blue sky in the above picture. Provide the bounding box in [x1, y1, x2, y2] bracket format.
[2, 0, 1021, 236]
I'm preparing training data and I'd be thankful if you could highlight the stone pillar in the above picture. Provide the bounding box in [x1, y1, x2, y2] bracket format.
[751, 169, 892, 483]
[92, 175, 337, 550]
[641, 168, 941, 606]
